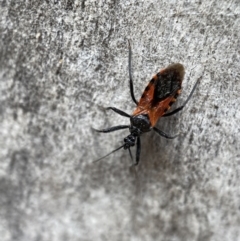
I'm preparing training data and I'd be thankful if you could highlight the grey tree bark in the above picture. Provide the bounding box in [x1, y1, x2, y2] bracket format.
[0, 0, 239, 241]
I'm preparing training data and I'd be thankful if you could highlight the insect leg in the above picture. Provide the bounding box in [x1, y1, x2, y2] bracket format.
[153, 127, 178, 139]
[105, 107, 130, 118]
[128, 40, 138, 105]
[135, 137, 141, 166]
[93, 125, 129, 133]
[163, 77, 201, 117]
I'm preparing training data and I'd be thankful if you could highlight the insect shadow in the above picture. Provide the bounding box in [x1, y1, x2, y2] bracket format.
[93, 41, 200, 165]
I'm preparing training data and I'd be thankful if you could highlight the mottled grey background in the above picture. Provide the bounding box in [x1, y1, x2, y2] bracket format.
[0, 0, 240, 241]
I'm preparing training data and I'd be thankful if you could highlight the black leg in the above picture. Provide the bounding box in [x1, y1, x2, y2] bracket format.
[135, 137, 141, 166]
[153, 127, 178, 139]
[128, 40, 138, 105]
[163, 77, 201, 117]
[105, 107, 130, 118]
[93, 125, 129, 133]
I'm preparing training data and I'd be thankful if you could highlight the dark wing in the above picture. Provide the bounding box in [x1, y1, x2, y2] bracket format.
[132, 63, 185, 126]
[153, 63, 184, 103]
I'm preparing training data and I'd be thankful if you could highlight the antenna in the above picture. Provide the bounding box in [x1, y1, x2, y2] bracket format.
[94, 144, 125, 163]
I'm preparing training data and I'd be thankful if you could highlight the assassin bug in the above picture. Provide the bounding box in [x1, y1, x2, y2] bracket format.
[94, 41, 200, 165]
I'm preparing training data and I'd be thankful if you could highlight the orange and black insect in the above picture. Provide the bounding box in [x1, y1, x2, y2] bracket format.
[95, 41, 200, 165]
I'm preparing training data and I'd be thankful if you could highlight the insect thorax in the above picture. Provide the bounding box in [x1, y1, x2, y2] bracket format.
[130, 114, 152, 134]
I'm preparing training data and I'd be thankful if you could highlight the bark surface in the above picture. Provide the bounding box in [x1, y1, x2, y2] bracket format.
[0, 1, 239, 240]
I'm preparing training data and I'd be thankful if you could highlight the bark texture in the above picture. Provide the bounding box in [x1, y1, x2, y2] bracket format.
[0, 0, 239, 240]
